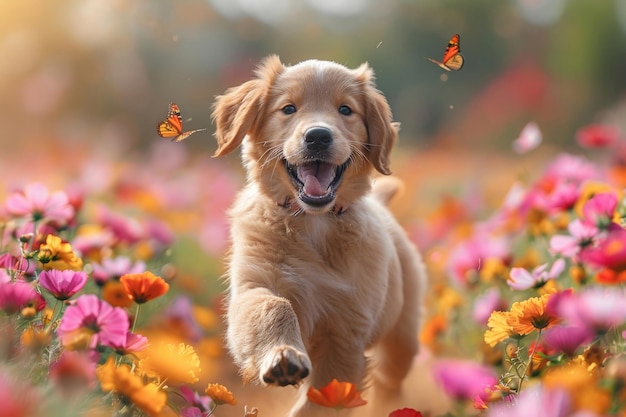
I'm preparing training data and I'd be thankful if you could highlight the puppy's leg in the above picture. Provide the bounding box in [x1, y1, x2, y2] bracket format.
[372, 241, 426, 391]
[227, 287, 311, 386]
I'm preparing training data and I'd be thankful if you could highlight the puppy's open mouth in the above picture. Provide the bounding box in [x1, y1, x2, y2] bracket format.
[285, 159, 349, 207]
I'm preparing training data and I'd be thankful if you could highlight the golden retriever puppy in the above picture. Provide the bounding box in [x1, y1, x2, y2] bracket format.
[212, 55, 426, 417]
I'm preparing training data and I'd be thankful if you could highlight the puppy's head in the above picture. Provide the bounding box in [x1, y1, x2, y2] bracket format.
[212, 55, 398, 214]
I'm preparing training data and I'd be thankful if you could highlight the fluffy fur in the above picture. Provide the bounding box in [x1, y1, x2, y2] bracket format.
[212, 55, 426, 417]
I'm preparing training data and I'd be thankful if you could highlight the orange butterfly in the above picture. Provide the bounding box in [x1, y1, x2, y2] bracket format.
[426, 34, 464, 71]
[157, 102, 206, 142]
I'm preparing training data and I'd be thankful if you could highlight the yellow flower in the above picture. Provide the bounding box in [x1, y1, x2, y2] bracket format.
[102, 280, 133, 308]
[38, 234, 83, 271]
[484, 311, 516, 347]
[97, 357, 167, 417]
[205, 383, 237, 406]
[508, 292, 559, 335]
[543, 363, 611, 414]
[137, 342, 200, 385]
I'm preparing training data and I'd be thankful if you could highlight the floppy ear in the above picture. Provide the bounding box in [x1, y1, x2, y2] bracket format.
[355, 63, 398, 175]
[211, 55, 285, 157]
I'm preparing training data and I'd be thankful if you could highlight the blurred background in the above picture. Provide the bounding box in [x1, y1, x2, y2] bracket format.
[1, 1, 626, 414]
[1, 0, 625, 154]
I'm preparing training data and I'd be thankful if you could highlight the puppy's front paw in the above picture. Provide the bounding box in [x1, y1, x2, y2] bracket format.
[260, 345, 311, 387]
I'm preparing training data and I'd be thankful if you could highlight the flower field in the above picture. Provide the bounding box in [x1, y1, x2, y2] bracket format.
[1, 122, 625, 417]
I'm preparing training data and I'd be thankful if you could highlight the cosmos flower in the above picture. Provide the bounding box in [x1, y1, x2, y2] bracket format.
[487, 383, 572, 417]
[508, 259, 565, 290]
[432, 359, 497, 402]
[580, 192, 618, 229]
[204, 383, 237, 406]
[0, 280, 39, 314]
[4, 182, 74, 225]
[541, 325, 594, 357]
[549, 219, 598, 258]
[120, 271, 169, 304]
[97, 357, 167, 417]
[579, 227, 626, 272]
[307, 379, 367, 410]
[38, 269, 87, 300]
[37, 234, 83, 271]
[91, 256, 146, 285]
[137, 342, 200, 385]
[57, 294, 129, 349]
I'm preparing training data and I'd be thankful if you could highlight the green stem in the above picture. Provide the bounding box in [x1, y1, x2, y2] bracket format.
[131, 303, 141, 333]
[45, 299, 61, 332]
[518, 329, 543, 394]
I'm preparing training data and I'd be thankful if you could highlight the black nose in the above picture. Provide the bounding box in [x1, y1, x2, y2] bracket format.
[304, 127, 333, 152]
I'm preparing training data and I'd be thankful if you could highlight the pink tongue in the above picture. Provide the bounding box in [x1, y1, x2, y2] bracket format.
[299, 162, 334, 197]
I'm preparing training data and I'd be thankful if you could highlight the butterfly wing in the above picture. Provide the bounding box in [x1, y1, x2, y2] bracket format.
[170, 128, 207, 143]
[427, 34, 464, 71]
[512, 121, 542, 154]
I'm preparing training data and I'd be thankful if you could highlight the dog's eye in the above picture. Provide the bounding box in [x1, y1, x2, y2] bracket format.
[282, 105, 297, 115]
[338, 105, 352, 116]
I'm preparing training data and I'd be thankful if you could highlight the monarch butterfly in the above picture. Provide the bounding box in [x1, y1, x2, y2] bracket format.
[426, 34, 464, 71]
[156, 102, 206, 142]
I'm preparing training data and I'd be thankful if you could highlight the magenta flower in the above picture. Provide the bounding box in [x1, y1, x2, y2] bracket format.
[91, 256, 146, 285]
[179, 386, 212, 416]
[582, 192, 618, 229]
[575, 124, 620, 149]
[57, 294, 129, 349]
[4, 183, 74, 225]
[432, 359, 497, 402]
[0, 280, 39, 314]
[549, 287, 626, 333]
[542, 325, 594, 357]
[96, 206, 143, 244]
[447, 235, 510, 286]
[579, 227, 626, 271]
[543, 153, 603, 185]
[508, 259, 565, 290]
[549, 219, 598, 258]
[39, 269, 87, 300]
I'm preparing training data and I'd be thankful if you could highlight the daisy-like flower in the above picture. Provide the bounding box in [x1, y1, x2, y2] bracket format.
[4, 182, 74, 225]
[548, 286, 626, 333]
[484, 311, 517, 347]
[508, 292, 560, 335]
[0, 280, 39, 314]
[205, 383, 237, 406]
[137, 342, 200, 385]
[97, 357, 167, 417]
[581, 192, 618, 229]
[580, 227, 626, 272]
[306, 379, 367, 410]
[109, 332, 150, 355]
[57, 294, 129, 349]
[508, 259, 565, 290]
[91, 256, 146, 286]
[549, 219, 598, 259]
[432, 359, 497, 402]
[179, 386, 212, 416]
[486, 383, 572, 417]
[542, 325, 594, 357]
[120, 271, 169, 304]
[38, 269, 87, 300]
[101, 280, 133, 308]
[37, 234, 83, 271]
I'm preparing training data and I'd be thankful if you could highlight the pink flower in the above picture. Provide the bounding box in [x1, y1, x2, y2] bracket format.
[91, 256, 146, 285]
[549, 287, 626, 333]
[96, 206, 143, 244]
[472, 288, 506, 325]
[49, 350, 97, 392]
[39, 269, 87, 300]
[0, 370, 40, 416]
[179, 386, 212, 415]
[579, 227, 626, 272]
[447, 235, 510, 286]
[432, 359, 497, 402]
[57, 294, 129, 349]
[508, 259, 565, 290]
[575, 124, 620, 149]
[544, 153, 603, 185]
[109, 332, 150, 354]
[487, 384, 572, 417]
[549, 219, 598, 258]
[0, 280, 39, 314]
[581, 192, 618, 229]
[4, 183, 74, 226]
[542, 325, 594, 357]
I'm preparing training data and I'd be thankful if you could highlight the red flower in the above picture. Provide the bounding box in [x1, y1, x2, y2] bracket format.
[576, 124, 620, 148]
[389, 408, 423, 417]
[306, 379, 367, 410]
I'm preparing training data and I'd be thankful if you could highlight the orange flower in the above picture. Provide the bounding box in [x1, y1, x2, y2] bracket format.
[306, 379, 367, 410]
[120, 271, 169, 304]
[102, 280, 133, 308]
[97, 357, 167, 417]
[508, 292, 559, 335]
[138, 342, 200, 385]
[205, 383, 237, 405]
